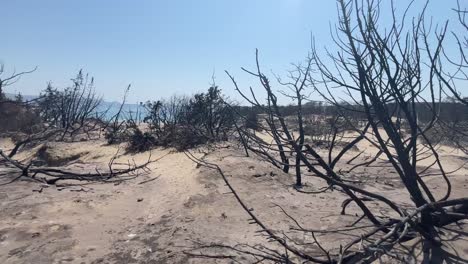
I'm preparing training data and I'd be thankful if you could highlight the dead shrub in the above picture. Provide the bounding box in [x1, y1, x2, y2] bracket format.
[0, 102, 42, 133]
[126, 126, 156, 153]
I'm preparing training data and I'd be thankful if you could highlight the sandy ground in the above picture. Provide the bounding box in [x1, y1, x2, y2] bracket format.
[0, 136, 467, 263]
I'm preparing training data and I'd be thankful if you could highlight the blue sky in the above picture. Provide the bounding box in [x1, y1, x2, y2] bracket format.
[1, 0, 465, 104]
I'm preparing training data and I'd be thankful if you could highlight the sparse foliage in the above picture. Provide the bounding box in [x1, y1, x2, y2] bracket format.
[38, 70, 102, 140]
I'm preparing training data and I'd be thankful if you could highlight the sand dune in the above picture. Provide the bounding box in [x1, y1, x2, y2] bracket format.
[0, 136, 467, 263]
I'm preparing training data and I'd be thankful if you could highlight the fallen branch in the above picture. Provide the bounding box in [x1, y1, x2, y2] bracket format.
[0, 148, 163, 185]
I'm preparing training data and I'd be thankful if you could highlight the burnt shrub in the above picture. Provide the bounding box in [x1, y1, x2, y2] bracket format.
[126, 126, 156, 153]
[138, 86, 235, 151]
[185, 86, 234, 140]
[38, 70, 102, 138]
[0, 101, 42, 133]
[144, 95, 189, 140]
[105, 128, 129, 145]
[170, 125, 209, 151]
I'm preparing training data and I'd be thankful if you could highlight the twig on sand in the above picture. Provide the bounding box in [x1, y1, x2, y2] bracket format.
[138, 175, 161, 185]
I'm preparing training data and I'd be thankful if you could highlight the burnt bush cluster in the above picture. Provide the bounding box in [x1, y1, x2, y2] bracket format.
[126, 125, 156, 152]
[126, 85, 235, 151]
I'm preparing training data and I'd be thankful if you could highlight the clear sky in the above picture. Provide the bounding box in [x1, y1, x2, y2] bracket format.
[1, 0, 465, 104]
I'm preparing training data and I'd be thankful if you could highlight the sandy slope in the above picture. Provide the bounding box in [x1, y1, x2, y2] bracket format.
[0, 137, 467, 263]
